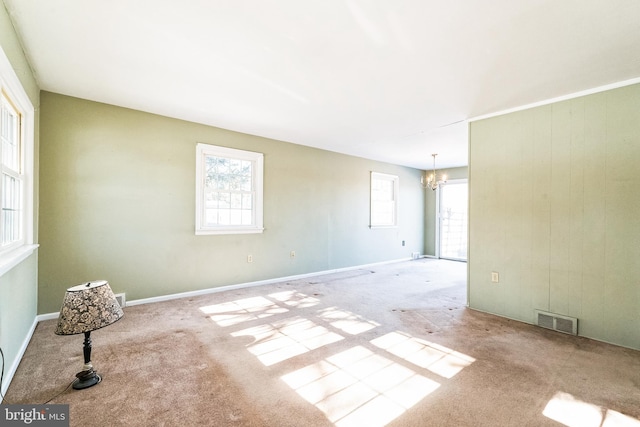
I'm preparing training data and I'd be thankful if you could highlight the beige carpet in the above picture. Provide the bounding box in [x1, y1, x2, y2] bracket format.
[5, 259, 640, 426]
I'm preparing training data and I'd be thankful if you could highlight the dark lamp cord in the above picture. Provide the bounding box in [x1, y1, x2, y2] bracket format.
[0, 346, 6, 404]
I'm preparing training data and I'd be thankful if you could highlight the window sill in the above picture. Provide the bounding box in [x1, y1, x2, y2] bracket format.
[196, 228, 265, 236]
[0, 244, 39, 278]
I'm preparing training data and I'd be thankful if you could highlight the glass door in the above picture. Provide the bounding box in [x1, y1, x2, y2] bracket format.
[438, 180, 468, 261]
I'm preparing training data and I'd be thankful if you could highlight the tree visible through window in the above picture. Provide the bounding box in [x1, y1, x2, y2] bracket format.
[196, 143, 263, 235]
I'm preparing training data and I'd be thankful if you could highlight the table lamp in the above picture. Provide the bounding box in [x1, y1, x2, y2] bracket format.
[55, 280, 124, 389]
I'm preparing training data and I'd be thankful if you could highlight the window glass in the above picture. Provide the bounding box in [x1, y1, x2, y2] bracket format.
[370, 172, 398, 227]
[196, 143, 263, 235]
[0, 94, 23, 247]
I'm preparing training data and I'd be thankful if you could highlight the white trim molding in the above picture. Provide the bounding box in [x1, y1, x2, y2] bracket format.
[39, 257, 417, 316]
[469, 77, 640, 123]
[195, 143, 264, 235]
[0, 44, 37, 278]
[0, 317, 38, 397]
[0, 244, 38, 278]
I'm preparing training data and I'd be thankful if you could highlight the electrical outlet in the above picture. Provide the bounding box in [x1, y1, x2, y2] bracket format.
[247, 254, 253, 263]
[290, 251, 296, 258]
[491, 271, 499, 283]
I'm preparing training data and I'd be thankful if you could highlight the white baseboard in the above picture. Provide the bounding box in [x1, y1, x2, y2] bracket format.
[1, 317, 38, 398]
[128, 256, 413, 306]
[37, 312, 59, 321]
[38, 256, 414, 318]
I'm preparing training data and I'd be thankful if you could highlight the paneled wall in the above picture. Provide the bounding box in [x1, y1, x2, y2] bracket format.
[469, 83, 640, 350]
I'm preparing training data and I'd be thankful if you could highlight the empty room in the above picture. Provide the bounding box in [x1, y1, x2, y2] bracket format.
[1, 1, 639, 426]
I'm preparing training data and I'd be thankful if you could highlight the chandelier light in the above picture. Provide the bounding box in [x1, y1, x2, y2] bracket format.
[421, 153, 447, 191]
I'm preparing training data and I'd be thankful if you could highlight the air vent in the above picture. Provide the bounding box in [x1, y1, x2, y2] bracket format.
[535, 310, 577, 335]
[115, 293, 126, 308]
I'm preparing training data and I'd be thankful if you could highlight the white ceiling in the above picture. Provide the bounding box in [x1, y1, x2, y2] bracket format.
[4, 0, 640, 169]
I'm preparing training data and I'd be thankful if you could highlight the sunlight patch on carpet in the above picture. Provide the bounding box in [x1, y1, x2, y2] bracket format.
[204, 290, 476, 425]
[371, 331, 475, 379]
[200, 296, 289, 326]
[317, 307, 380, 335]
[543, 391, 640, 427]
[232, 316, 344, 366]
[268, 290, 321, 308]
[282, 346, 440, 427]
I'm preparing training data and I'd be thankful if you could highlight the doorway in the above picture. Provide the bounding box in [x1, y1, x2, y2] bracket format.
[438, 180, 468, 261]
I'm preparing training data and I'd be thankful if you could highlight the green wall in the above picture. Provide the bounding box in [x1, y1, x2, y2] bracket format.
[468, 83, 640, 350]
[424, 166, 468, 256]
[0, 1, 40, 395]
[38, 92, 425, 314]
[0, 254, 38, 380]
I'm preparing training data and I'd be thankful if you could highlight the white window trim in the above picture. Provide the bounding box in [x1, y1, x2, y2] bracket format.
[195, 143, 264, 235]
[0, 46, 37, 277]
[370, 171, 399, 229]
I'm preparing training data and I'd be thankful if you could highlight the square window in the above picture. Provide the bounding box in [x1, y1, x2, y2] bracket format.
[196, 143, 264, 235]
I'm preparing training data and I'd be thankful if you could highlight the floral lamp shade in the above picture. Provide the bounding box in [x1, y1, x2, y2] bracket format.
[55, 280, 124, 336]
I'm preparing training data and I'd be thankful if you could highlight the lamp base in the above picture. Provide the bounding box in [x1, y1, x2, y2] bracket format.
[72, 369, 101, 390]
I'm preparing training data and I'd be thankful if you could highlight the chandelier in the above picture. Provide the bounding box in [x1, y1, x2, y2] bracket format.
[421, 153, 447, 191]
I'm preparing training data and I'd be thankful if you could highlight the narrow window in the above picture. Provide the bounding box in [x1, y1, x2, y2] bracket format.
[0, 93, 23, 247]
[0, 46, 36, 276]
[370, 172, 399, 228]
[196, 143, 264, 235]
